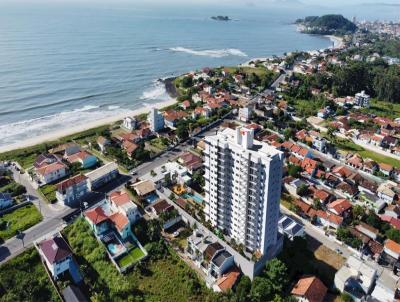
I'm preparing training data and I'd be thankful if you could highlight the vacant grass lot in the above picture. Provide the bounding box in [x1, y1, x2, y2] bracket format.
[38, 184, 57, 204]
[361, 99, 400, 119]
[0, 248, 60, 302]
[0, 204, 42, 242]
[335, 138, 400, 168]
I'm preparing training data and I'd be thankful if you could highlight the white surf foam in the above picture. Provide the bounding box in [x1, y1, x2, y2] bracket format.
[0, 105, 126, 148]
[140, 80, 171, 101]
[108, 105, 120, 110]
[169, 47, 248, 58]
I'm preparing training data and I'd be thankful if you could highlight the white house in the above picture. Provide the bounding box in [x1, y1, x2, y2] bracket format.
[36, 162, 68, 185]
[56, 174, 89, 207]
[122, 117, 138, 131]
[108, 191, 141, 224]
[37, 234, 73, 280]
[334, 256, 377, 300]
[238, 106, 253, 122]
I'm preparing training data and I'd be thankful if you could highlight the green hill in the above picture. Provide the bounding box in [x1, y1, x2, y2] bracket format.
[296, 14, 357, 35]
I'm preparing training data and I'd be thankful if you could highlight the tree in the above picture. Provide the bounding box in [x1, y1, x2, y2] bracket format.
[181, 76, 193, 88]
[264, 259, 288, 293]
[283, 128, 295, 140]
[386, 228, 400, 244]
[352, 205, 366, 221]
[234, 275, 251, 302]
[287, 164, 302, 178]
[296, 184, 309, 197]
[176, 123, 189, 140]
[250, 277, 274, 302]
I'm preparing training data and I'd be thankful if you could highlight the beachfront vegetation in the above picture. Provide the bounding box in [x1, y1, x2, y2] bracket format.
[0, 204, 42, 243]
[0, 124, 111, 169]
[0, 248, 61, 302]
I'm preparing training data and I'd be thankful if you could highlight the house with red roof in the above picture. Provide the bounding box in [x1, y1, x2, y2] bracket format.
[36, 161, 69, 185]
[85, 192, 137, 240]
[315, 210, 343, 229]
[56, 174, 89, 207]
[291, 276, 327, 302]
[327, 199, 352, 217]
[66, 150, 97, 169]
[163, 110, 188, 128]
[177, 151, 203, 174]
[180, 100, 191, 110]
[37, 233, 75, 280]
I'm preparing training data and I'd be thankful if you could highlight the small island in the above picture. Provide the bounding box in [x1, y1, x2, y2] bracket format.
[211, 16, 231, 21]
[295, 14, 357, 35]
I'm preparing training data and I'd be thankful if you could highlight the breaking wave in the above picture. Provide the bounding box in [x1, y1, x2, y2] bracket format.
[169, 47, 248, 58]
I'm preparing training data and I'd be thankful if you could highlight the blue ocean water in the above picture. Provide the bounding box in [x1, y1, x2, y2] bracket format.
[0, 2, 397, 147]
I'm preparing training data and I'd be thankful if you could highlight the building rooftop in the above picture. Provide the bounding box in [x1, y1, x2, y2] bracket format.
[212, 250, 232, 268]
[38, 235, 72, 264]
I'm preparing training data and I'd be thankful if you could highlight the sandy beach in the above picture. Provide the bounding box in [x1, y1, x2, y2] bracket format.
[326, 35, 345, 49]
[0, 98, 177, 153]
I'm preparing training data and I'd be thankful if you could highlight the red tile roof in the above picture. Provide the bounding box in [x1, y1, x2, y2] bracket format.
[327, 199, 352, 216]
[385, 239, 400, 255]
[215, 266, 241, 292]
[109, 212, 129, 232]
[57, 174, 87, 191]
[291, 276, 327, 302]
[109, 191, 131, 207]
[85, 207, 109, 225]
[36, 162, 67, 176]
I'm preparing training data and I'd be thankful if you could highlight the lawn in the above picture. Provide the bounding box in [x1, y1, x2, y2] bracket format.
[361, 99, 400, 119]
[334, 138, 400, 168]
[0, 248, 61, 302]
[117, 246, 146, 268]
[38, 184, 57, 204]
[148, 137, 170, 151]
[0, 204, 42, 242]
[63, 218, 215, 302]
[222, 66, 270, 77]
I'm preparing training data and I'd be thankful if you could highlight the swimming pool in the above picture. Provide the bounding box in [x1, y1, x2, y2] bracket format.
[182, 193, 203, 204]
[146, 193, 159, 204]
[107, 243, 124, 255]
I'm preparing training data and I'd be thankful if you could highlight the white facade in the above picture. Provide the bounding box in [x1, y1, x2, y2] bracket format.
[148, 108, 165, 132]
[122, 117, 138, 131]
[355, 90, 370, 108]
[238, 106, 252, 122]
[204, 127, 284, 255]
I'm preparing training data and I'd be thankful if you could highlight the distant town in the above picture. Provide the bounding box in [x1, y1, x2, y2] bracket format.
[1, 14, 400, 302]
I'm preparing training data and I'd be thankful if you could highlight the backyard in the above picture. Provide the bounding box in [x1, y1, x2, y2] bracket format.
[0, 248, 61, 302]
[63, 218, 215, 302]
[117, 246, 146, 268]
[0, 204, 42, 243]
[361, 99, 400, 119]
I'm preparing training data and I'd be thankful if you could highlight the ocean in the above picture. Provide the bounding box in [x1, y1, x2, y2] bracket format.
[0, 2, 397, 148]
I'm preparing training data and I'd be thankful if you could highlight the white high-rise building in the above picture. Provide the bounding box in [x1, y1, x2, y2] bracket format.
[204, 127, 283, 255]
[148, 108, 164, 132]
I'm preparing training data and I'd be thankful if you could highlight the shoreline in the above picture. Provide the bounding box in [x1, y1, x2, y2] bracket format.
[325, 35, 344, 49]
[0, 30, 337, 155]
[0, 98, 177, 154]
